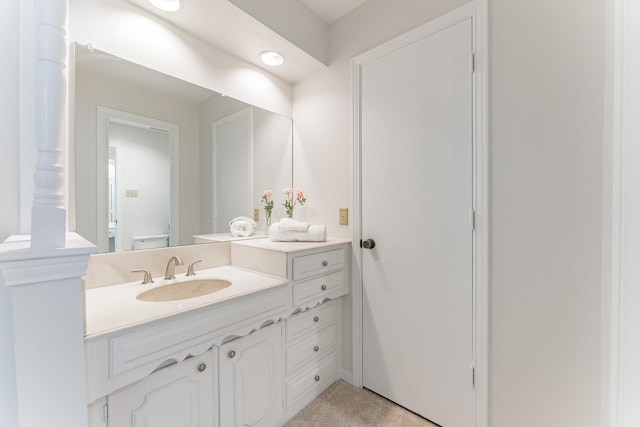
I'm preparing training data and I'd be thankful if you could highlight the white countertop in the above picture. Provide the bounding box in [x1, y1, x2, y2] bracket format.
[231, 237, 351, 253]
[84, 265, 287, 339]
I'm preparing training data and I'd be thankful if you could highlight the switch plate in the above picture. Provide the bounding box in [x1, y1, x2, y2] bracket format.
[253, 209, 260, 222]
[339, 208, 348, 226]
[125, 189, 138, 198]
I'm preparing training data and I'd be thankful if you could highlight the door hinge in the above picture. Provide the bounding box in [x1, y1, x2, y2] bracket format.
[102, 403, 109, 422]
[471, 210, 476, 231]
[470, 53, 475, 73]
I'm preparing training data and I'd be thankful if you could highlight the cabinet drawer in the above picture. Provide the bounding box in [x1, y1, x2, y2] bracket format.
[292, 271, 345, 308]
[286, 300, 337, 343]
[286, 352, 338, 408]
[293, 248, 345, 281]
[285, 324, 336, 376]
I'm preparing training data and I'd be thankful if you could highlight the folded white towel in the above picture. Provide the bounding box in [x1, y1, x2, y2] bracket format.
[278, 218, 310, 232]
[269, 222, 327, 242]
[229, 217, 256, 237]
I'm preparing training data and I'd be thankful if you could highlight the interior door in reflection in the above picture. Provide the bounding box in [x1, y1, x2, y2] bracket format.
[108, 122, 171, 251]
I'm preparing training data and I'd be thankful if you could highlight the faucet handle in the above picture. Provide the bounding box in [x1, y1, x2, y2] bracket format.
[132, 269, 154, 285]
[186, 260, 203, 277]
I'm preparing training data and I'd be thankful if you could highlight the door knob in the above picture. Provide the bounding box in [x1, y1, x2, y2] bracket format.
[361, 239, 376, 249]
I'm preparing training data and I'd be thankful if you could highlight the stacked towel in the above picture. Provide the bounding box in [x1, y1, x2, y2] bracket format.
[229, 217, 256, 237]
[278, 218, 310, 232]
[269, 221, 327, 242]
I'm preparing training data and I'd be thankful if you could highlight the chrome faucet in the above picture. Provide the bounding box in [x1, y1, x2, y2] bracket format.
[164, 256, 184, 280]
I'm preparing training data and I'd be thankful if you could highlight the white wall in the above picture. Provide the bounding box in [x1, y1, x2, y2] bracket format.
[490, 0, 605, 425]
[0, 0, 20, 424]
[293, 0, 607, 425]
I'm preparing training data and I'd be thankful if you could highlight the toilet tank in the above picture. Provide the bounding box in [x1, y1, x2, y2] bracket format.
[131, 234, 170, 250]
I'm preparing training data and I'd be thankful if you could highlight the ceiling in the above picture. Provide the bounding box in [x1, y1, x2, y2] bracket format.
[299, 0, 369, 24]
[123, 0, 369, 83]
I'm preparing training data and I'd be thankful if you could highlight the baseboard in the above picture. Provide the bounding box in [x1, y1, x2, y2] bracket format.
[340, 369, 353, 385]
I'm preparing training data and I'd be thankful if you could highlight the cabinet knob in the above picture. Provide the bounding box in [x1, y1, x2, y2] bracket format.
[321, 285, 327, 291]
[314, 375, 320, 382]
[314, 346, 320, 352]
[313, 316, 320, 323]
[321, 260, 328, 267]
[228, 350, 236, 359]
[197, 363, 207, 373]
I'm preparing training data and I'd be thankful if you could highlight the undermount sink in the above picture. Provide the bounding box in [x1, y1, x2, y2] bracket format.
[136, 279, 232, 302]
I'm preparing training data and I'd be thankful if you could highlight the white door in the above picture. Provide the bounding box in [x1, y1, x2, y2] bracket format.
[361, 18, 474, 427]
[213, 108, 251, 233]
[219, 324, 283, 427]
[107, 352, 215, 427]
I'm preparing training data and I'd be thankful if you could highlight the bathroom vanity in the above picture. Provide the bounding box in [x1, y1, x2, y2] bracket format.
[84, 238, 350, 427]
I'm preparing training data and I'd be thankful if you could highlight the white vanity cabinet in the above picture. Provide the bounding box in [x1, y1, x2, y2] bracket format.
[219, 323, 284, 427]
[284, 300, 339, 418]
[85, 240, 351, 427]
[106, 351, 216, 427]
[282, 245, 347, 421]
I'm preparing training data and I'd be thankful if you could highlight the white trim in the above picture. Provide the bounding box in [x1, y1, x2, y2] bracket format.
[612, 1, 640, 426]
[339, 369, 354, 385]
[96, 106, 179, 252]
[607, 0, 623, 426]
[351, 2, 488, 426]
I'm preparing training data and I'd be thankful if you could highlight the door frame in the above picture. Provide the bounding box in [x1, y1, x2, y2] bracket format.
[351, 2, 488, 426]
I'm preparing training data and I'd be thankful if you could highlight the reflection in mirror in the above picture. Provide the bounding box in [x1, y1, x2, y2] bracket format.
[72, 43, 293, 253]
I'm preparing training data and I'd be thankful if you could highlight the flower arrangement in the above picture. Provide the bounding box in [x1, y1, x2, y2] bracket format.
[260, 189, 274, 228]
[282, 188, 307, 218]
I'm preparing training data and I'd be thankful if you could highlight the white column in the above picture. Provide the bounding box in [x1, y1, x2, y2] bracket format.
[0, 233, 95, 427]
[31, 0, 67, 249]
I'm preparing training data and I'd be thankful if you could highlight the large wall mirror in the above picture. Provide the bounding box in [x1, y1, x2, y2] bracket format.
[72, 43, 293, 253]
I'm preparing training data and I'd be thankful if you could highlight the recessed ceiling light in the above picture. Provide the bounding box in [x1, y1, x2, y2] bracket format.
[148, 0, 182, 12]
[259, 51, 284, 67]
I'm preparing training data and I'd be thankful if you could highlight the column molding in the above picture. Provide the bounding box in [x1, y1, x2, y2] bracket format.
[0, 233, 96, 427]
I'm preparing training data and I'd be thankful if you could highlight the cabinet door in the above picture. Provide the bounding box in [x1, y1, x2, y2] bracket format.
[107, 352, 215, 427]
[219, 324, 283, 427]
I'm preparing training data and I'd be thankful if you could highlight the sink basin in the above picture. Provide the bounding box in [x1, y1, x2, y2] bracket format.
[136, 279, 232, 302]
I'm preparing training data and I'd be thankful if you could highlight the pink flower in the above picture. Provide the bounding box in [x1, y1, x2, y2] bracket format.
[282, 187, 294, 194]
[261, 189, 272, 199]
[297, 191, 304, 198]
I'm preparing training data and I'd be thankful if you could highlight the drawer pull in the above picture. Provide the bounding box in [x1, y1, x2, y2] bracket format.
[313, 316, 320, 323]
[228, 350, 236, 359]
[321, 285, 327, 291]
[322, 260, 328, 267]
[314, 375, 320, 382]
[314, 346, 320, 352]
[197, 363, 207, 373]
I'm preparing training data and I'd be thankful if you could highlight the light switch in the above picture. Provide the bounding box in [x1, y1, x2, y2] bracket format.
[339, 208, 348, 226]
